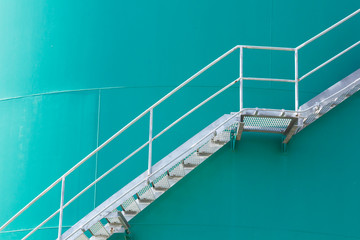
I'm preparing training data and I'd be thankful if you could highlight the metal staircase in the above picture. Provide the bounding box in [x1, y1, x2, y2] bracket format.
[65, 64, 360, 240]
[298, 69, 360, 131]
[0, 9, 359, 240]
[62, 115, 239, 240]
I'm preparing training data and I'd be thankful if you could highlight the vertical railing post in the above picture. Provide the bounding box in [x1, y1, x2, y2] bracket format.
[294, 49, 299, 111]
[239, 46, 244, 111]
[147, 108, 153, 177]
[58, 177, 65, 240]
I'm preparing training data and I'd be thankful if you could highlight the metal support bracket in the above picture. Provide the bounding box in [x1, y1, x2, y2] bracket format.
[281, 119, 299, 152]
[281, 136, 287, 152]
[236, 122, 245, 141]
[125, 229, 133, 240]
[230, 128, 237, 150]
[282, 124, 300, 144]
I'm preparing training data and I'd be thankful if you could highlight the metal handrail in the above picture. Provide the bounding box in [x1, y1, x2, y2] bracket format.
[0, 44, 291, 235]
[0, 43, 241, 235]
[40, 79, 360, 236]
[0, 8, 359, 239]
[53, 111, 244, 240]
[25, 73, 360, 238]
[296, 9, 360, 49]
[242, 77, 295, 83]
[299, 41, 360, 81]
[239, 45, 295, 51]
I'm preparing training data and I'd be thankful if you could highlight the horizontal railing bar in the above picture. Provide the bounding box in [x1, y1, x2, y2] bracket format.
[297, 9, 360, 50]
[242, 77, 296, 83]
[241, 107, 299, 114]
[153, 78, 240, 141]
[22, 209, 60, 240]
[240, 45, 295, 51]
[0, 46, 239, 233]
[299, 41, 360, 81]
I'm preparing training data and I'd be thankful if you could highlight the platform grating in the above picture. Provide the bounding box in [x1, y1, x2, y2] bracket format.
[243, 116, 292, 133]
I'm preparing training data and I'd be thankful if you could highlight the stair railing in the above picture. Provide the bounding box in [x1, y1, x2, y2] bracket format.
[0, 8, 358, 240]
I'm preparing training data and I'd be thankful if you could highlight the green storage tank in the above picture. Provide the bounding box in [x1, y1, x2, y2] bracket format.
[0, 1, 359, 239]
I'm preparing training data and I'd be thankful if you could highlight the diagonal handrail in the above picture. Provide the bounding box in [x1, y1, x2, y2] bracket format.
[0, 8, 359, 239]
[297, 9, 360, 49]
[299, 41, 360, 81]
[0, 45, 240, 234]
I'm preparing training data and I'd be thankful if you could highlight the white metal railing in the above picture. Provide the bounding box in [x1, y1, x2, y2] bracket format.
[0, 8, 359, 240]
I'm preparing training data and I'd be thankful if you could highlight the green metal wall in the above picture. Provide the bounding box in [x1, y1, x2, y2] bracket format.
[0, 0, 359, 239]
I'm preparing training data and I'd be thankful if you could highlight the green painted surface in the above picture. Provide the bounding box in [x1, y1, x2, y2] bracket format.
[118, 94, 360, 240]
[0, 0, 359, 239]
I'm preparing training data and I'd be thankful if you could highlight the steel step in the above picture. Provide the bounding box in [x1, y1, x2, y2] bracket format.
[75, 234, 89, 240]
[89, 222, 110, 238]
